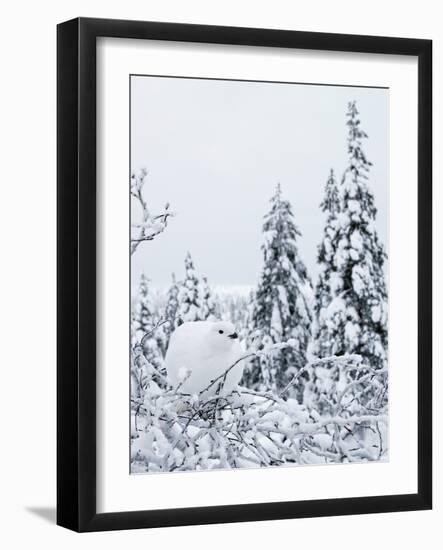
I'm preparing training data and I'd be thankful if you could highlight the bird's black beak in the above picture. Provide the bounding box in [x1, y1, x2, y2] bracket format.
[229, 332, 239, 339]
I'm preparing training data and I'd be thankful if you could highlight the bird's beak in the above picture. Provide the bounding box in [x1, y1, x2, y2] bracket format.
[228, 332, 239, 339]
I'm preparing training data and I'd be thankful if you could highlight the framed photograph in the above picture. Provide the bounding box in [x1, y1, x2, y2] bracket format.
[57, 17, 432, 532]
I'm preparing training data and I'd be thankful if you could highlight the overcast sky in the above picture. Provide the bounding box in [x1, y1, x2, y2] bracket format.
[131, 75, 388, 293]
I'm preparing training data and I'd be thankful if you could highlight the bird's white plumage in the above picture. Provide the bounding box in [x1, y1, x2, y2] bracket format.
[165, 321, 243, 397]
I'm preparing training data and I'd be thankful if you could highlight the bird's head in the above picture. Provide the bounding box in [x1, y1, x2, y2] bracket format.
[207, 321, 239, 352]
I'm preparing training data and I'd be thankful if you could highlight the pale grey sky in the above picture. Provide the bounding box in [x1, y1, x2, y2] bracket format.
[131, 75, 388, 292]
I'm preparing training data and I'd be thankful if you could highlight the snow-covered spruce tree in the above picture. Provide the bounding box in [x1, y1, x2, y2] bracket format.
[134, 273, 153, 336]
[133, 273, 163, 371]
[244, 184, 313, 395]
[176, 252, 204, 324]
[175, 253, 221, 325]
[161, 272, 180, 350]
[219, 291, 252, 342]
[322, 101, 388, 370]
[239, 290, 259, 389]
[200, 276, 219, 321]
[312, 169, 341, 358]
[238, 291, 255, 343]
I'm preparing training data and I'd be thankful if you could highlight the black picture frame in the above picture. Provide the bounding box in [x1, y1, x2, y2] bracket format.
[57, 17, 432, 532]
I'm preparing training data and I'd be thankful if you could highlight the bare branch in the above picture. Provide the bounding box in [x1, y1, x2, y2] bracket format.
[130, 168, 174, 255]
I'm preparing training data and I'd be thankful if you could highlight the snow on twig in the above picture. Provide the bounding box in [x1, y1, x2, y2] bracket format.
[131, 346, 388, 472]
[131, 169, 175, 255]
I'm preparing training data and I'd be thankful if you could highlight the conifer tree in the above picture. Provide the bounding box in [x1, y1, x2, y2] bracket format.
[162, 273, 180, 349]
[134, 273, 154, 335]
[176, 252, 203, 324]
[312, 169, 341, 357]
[246, 184, 313, 394]
[240, 290, 260, 389]
[220, 291, 252, 341]
[200, 276, 219, 321]
[320, 101, 388, 369]
[133, 273, 163, 370]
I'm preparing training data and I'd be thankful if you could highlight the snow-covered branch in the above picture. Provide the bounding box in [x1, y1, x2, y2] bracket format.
[198, 340, 296, 397]
[131, 168, 174, 255]
[131, 348, 388, 472]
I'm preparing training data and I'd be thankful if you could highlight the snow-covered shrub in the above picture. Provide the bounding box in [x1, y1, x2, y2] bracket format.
[131, 340, 388, 473]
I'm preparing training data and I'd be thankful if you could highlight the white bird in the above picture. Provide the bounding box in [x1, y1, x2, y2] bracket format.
[165, 320, 244, 397]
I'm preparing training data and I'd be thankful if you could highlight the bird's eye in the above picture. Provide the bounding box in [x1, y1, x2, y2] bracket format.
[218, 330, 224, 334]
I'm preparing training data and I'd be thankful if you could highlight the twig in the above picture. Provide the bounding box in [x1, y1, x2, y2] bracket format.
[139, 318, 171, 347]
[130, 169, 174, 254]
[198, 353, 256, 396]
